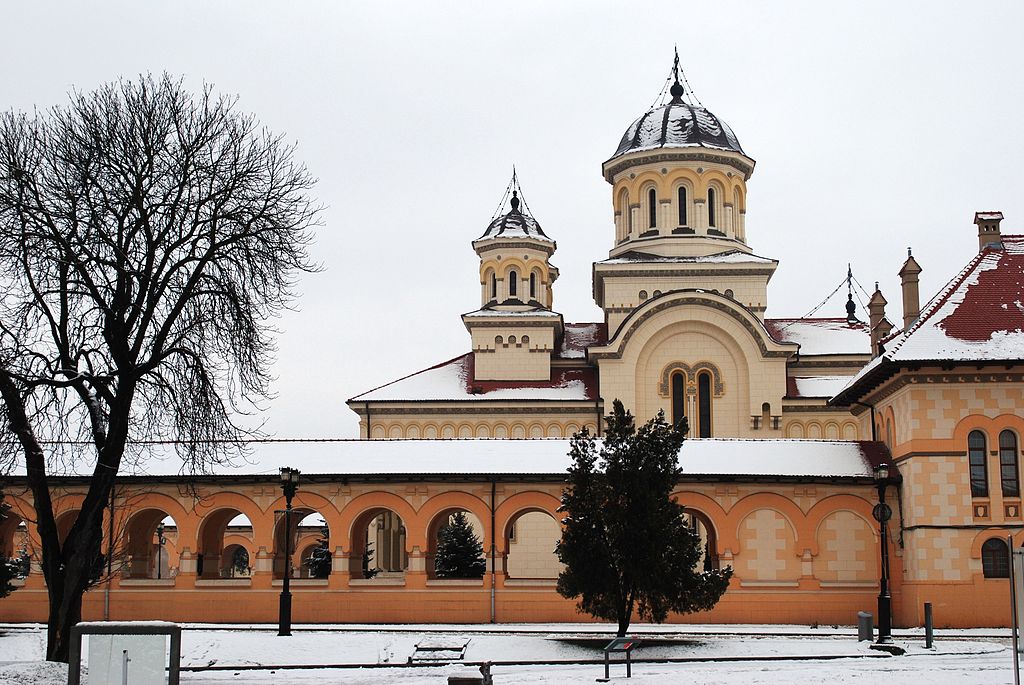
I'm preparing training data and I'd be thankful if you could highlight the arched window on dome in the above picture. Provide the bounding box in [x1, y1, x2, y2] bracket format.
[969, 430, 988, 498]
[529, 272, 537, 300]
[617, 189, 630, 242]
[677, 186, 688, 226]
[696, 371, 713, 438]
[508, 270, 518, 299]
[1000, 430, 1019, 497]
[490, 272, 497, 300]
[707, 187, 717, 228]
[647, 188, 657, 229]
[671, 372, 686, 431]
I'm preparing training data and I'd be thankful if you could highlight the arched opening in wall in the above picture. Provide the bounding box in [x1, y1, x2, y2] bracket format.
[426, 509, 486, 580]
[529, 271, 537, 300]
[968, 430, 988, 498]
[617, 189, 629, 241]
[732, 187, 743, 238]
[55, 510, 80, 547]
[696, 371, 713, 438]
[677, 186, 688, 226]
[682, 509, 719, 571]
[508, 270, 518, 299]
[0, 511, 30, 579]
[123, 509, 179, 579]
[274, 509, 330, 579]
[1000, 430, 1020, 497]
[982, 538, 1010, 578]
[221, 543, 252, 578]
[761, 402, 771, 430]
[197, 510, 253, 579]
[707, 187, 717, 228]
[504, 510, 562, 580]
[647, 188, 657, 229]
[349, 509, 407, 579]
[671, 371, 687, 431]
[885, 420, 893, 448]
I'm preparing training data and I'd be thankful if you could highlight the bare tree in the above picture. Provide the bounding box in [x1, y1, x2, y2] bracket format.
[0, 74, 319, 661]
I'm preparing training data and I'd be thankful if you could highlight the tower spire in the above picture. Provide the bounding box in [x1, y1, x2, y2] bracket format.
[669, 45, 685, 103]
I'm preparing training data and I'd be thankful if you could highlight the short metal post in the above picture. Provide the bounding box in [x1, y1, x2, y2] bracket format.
[626, 648, 631, 678]
[604, 650, 610, 680]
[924, 602, 933, 649]
[122, 649, 130, 685]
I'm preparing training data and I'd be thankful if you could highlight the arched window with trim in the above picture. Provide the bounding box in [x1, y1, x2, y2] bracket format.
[508, 270, 518, 298]
[677, 186, 688, 226]
[617, 189, 630, 241]
[529, 272, 537, 300]
[982, 538, 1010, 578]
[489, 272, 497, 300]
[696, 371, 712, 438]
[707, 187, 717, 228]
[1001, 430, 1020, 497]
[671, 372, 686, 431]
[647, 188, 657, 229]
[969, 430, 988, 498]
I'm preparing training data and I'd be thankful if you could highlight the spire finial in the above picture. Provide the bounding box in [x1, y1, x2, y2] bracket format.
[669, 45, 685, 103]
[510, 190, 520, 212]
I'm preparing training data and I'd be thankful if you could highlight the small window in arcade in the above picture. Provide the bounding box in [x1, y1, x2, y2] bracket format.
[677, 186, 688, 226]
[707, 188, 717, 228]
[647, 188, 657, 229]
[969, 430, 988, 498]
[508, 270, 518, 298]
[530, 272, 537, 299]
[671, 372, 686, 431]
[490, 272, 497, 299]
[696, 371, 713, 438]
[981, 538, 1010, 578]
[1001, 430, 1020, 498]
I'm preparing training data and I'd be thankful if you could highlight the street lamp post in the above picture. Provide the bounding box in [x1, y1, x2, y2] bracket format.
[155, 522, 167, 580]
[872, 463, 893, 643]
[278, 467, 301, 637]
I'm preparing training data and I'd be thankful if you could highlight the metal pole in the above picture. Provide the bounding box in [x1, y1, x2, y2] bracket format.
[924, 602, 933, 649]
[490, 479, 496, 624]
[876, 481, 892, 643]
[1010, 534, 1020, 685]
[279, 499, 293, 636]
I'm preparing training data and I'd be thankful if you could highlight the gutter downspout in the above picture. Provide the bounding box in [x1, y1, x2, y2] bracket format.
[852, 399, 905, 547]
[595, 399, 602, 437]
[490, 478, 497, 624]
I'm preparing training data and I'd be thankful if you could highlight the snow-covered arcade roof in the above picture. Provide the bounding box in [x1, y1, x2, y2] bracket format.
[21, 438, 889, 481]
[764, 318, 870, 357]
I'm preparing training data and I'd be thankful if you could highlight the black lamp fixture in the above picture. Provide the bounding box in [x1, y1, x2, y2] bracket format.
[872, 462, 893, 644]
[278, 466, 301, 636]
[155, 522, 167, 580]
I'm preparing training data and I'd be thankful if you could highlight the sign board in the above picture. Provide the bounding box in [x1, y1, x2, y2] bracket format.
[88, 634, 167, 684]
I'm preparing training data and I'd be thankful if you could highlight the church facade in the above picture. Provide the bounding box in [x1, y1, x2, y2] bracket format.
[1, 61, 1020, 628]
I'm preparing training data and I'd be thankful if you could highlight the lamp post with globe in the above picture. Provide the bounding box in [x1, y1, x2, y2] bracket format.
[872, 463, 895, 643]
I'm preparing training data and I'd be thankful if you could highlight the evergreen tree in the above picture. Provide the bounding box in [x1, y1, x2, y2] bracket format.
[362, 541, 380, 579]
[304, 526, 332, 579]
[434, 511, 486, 579]
[556, 400, 732, 636]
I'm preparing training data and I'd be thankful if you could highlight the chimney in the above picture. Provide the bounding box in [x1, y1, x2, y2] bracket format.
[974, 211, 1003, 252]
[868, 283, 892, 357]
[898, 247, 922, 329]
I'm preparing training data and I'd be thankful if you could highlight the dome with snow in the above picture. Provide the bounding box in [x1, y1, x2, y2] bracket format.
[611, 100, 745, 159]
[477, 192, 552, 242]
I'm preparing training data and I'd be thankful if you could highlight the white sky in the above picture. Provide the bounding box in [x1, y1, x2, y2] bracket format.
[2, 2, 1022, 439]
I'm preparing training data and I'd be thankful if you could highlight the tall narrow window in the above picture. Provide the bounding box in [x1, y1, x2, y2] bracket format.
[969, 430, 988, 498]
[1000, 430, 1020, 497]
[671, 372, 686, 431]
[677, 186, 688, 225]
[490, 272, 497, 299]
[697, 371, 712, 438]
[707, 188, 717, 227]
[982, 538, 1010, 578]
[508, 270, 518, 298]
[529, 272, 537, 299]
[647, 188, 657, 229]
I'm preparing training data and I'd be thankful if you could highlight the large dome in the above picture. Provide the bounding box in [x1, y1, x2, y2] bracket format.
[611, 100, 745, 159]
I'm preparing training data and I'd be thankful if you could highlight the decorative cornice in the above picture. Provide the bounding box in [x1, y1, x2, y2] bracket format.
[781, 405, 853, 414]
[595, 267, 775, 279]
[356, 405, 599, 416]
[604, 151, 754, 182]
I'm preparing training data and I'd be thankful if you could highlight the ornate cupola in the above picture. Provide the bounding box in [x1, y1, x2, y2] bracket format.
[463, 175, 563, 381]
[601, 49, 757, 259]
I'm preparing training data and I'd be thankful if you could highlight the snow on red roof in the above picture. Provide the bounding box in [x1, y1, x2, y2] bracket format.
[557, 322, 607, 359]
[764, 318, 870, 356]
[880, 235, 1024, 361]
[349, 353, 598, 402]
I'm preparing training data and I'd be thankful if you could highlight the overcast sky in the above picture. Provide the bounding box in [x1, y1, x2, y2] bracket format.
[3, 2, 1022, 439]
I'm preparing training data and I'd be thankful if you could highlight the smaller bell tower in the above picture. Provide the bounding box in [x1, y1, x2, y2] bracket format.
[463, 175, 563, 381]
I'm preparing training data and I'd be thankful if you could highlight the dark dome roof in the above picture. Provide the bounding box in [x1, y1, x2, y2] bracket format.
[478, 193, 551, 242]
[611, 101, 745, 159]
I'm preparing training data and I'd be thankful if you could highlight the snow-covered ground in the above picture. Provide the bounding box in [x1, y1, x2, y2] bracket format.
[0, 624, 1014, 684]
